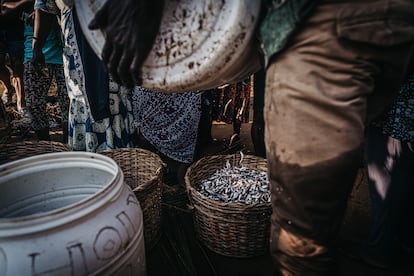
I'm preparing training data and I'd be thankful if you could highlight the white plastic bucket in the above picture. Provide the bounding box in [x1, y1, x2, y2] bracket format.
[74, 0, 262, 92]
[0, 152, 146, 276]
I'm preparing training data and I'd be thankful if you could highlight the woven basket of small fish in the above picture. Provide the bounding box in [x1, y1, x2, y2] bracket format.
[185, 152, 271, 258]
[0, 140, 71, 165]
[99, 148, 164, 251]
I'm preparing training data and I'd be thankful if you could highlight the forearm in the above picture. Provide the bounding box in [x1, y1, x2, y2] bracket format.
[1, 0, 33, 16]
[32, 9, 54, 51]
[10, 0, 33, 8]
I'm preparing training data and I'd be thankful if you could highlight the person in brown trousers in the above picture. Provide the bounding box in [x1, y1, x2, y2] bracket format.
[89, 0, 414, 274]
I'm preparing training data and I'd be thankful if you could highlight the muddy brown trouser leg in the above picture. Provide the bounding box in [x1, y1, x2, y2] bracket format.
[264, 1, 414, 275]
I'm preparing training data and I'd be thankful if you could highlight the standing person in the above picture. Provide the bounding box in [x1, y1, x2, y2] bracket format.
[88, 0, 414, 274]
[213, 80, 251, 148]
[0, 0, 26, 115]
[197, 89, 215, 149]
[251, 68, 266, 158]
[257, 1, 414, 274]
[131, 86, 202, 186]
[230, 78, 251, 147]
[14, 0, 69, 141]
[361, 72, 414, 269]
[32, 0, 137, 151]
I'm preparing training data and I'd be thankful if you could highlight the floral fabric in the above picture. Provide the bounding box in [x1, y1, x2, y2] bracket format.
[132, 87, 201, 164]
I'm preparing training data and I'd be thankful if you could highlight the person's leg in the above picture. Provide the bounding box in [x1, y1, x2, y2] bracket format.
[229, 119, 241, 147]
[53, 64, 70, 143]
[363, 126, 414, 268]
[397, 142, 414, 253]
[362, 126, 398, 268]
[232, 119, 241, 135]
[9, 57, 24, 113]
[5, 40, 25, 113]
[176, 162, 190, 187]
[24, 62, 51, 140]
[0, 56, 9, 119]
[264, 1, 414, 275]
[251, 68, 266, 158]
[229, 82, 247, 147]
[137, 130, 187, 186]
[0, 54, 14, 104]
[197, 90, 213, 146]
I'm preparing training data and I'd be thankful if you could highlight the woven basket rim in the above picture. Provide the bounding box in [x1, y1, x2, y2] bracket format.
[99, 147, 165, 191]
[131, 171, 163, 193]
[0, 140, 71, 165]
[0, 140, 71, 147]
[99, 147, 163, 157]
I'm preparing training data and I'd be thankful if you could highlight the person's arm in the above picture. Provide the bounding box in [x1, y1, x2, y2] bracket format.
[89, 0, 165, 88]
[1, 0, 33, 16]
[31, 8, 55, 65]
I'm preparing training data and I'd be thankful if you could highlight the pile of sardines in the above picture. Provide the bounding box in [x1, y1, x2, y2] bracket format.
[197, 160, 270, 204]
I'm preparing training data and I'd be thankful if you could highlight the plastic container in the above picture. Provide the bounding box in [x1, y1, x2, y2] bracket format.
[0, 152, 146, 275]
[74, 0, 262, 92]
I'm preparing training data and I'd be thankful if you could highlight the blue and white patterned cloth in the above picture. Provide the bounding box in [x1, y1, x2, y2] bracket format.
[132, 87, 201, 164]
[34, 0, 137, 151]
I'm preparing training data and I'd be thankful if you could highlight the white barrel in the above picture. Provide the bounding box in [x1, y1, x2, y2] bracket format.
[75, 0, 262, 92]
[0, 152, 146, 276]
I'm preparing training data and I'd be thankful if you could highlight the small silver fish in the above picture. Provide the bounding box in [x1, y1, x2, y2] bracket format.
[197, 164, 270, 204]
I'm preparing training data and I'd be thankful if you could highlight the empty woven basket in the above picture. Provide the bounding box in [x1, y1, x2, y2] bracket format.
[185, 153, 271, 258]
[99, 148, 164, 250]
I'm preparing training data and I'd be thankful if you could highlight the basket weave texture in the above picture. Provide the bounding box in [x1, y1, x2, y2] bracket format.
[0, 140, 71, 165]
[99, 148, 164, 250]
[185, 153, 271, 258]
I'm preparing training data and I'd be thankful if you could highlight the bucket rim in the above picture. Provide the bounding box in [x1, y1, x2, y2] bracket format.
[0, 152, 128, 235]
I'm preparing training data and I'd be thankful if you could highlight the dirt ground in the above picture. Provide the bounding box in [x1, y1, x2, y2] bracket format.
[1, 91, 413, 276]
